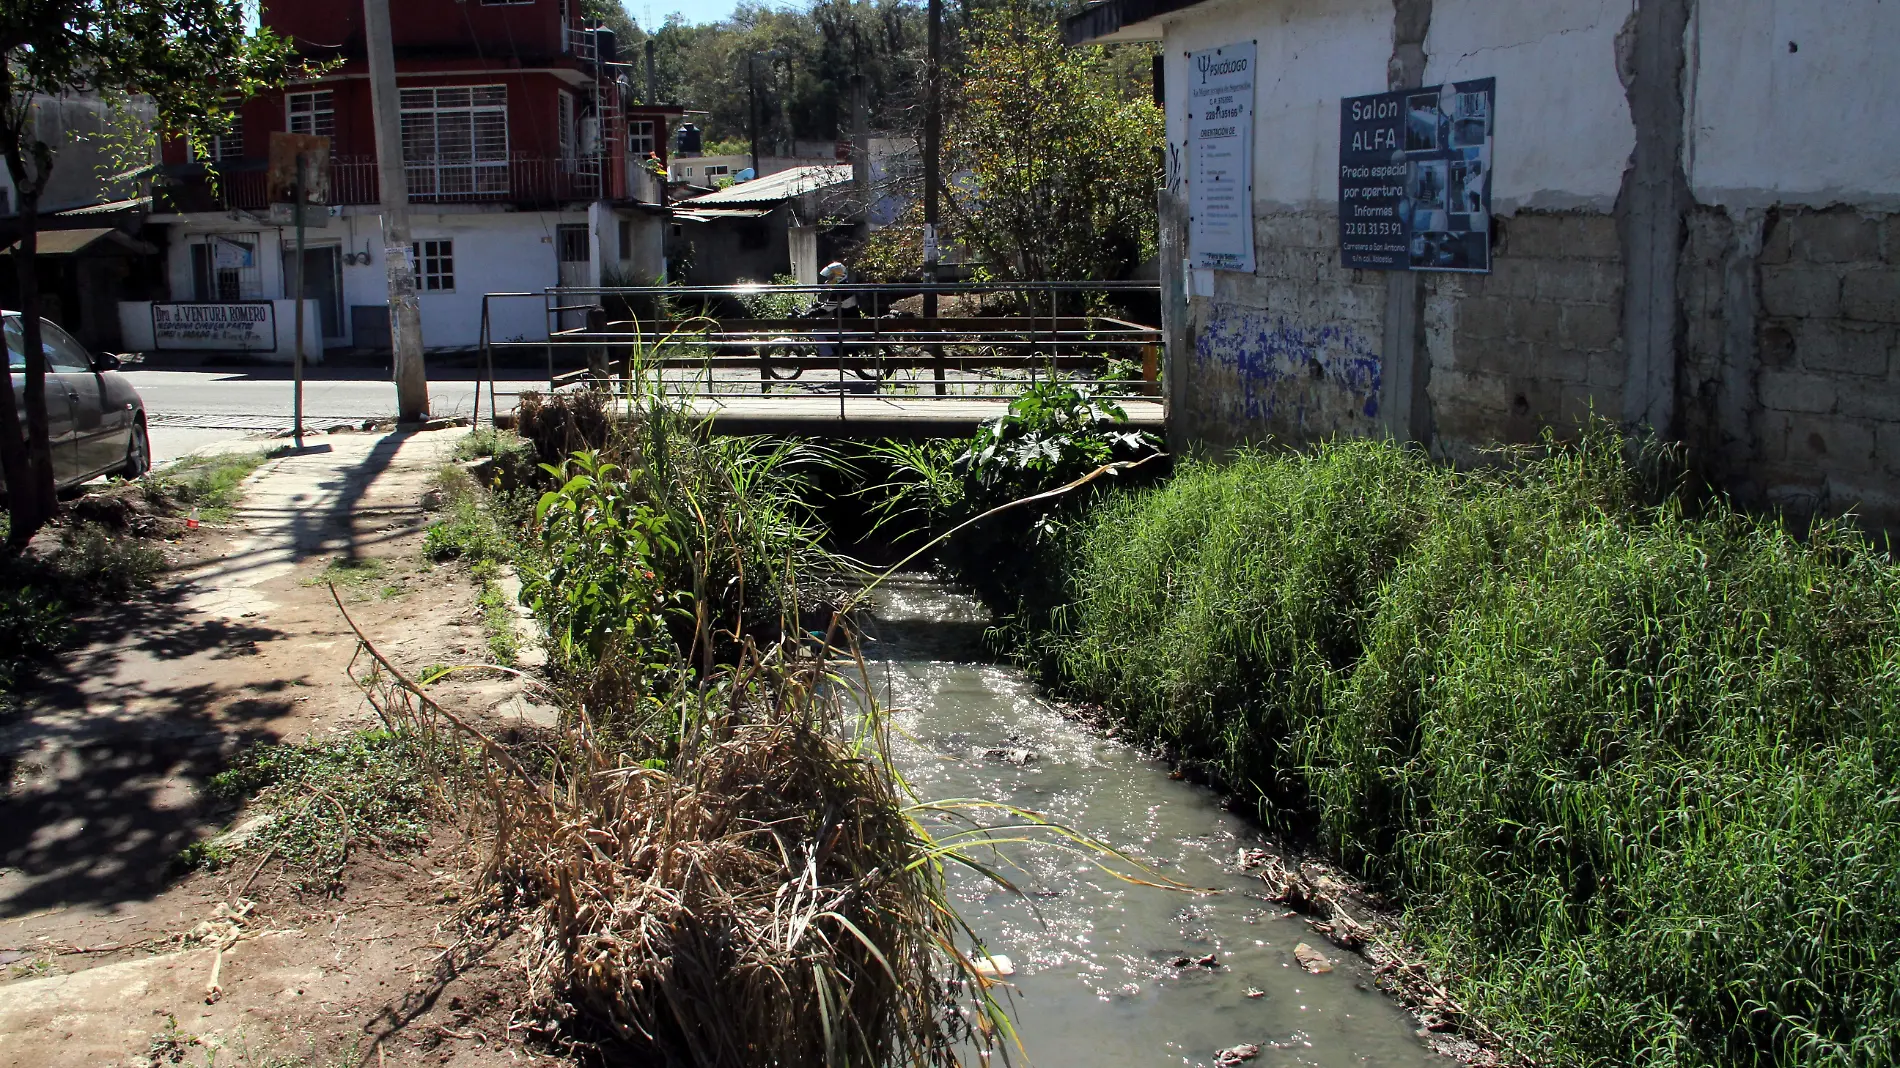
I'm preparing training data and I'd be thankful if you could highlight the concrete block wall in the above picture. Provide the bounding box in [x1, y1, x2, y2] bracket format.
[1175, 211, 1388, 452]
[1701, 207, 1900, 527]
[1425, 211, 1626, 465]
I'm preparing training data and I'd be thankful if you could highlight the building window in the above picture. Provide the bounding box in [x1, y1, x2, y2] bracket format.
[286, 91, 335, 138]
[192, 131, 244, 163]
[704, 164, 729, 178]
[190, 233, 263, 300]
[411, 239, 455, 291]
[401, 85, 509, 197]
[557, 224, 590, 264]
[628, 120, 656, 155]
[557, 91, 576, 167]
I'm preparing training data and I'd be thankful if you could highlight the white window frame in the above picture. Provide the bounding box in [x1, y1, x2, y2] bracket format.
[411, 239, 455, 292]
[557, 90, 576, 168]
[286, 90, 335, 138]
[191, 131, 244, 163]
[401, 85, 510, 198]
[628, 119, 656, 155]
[704, 164, 729, 177]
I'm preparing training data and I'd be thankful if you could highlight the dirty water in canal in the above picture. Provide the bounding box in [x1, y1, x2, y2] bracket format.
[857, 576, 1444, 1068]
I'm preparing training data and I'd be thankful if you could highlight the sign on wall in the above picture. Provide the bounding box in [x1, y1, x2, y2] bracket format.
[151, 302, 276, 352]
[1339, 77, 1495, 272]
[1187, 41, 1256, 273]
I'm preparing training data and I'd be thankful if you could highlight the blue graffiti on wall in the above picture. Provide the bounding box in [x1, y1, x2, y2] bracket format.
[1195, 304, 1383, 428]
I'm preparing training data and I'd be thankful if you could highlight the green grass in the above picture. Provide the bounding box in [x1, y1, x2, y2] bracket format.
[187, 729, 442, 892]
[422, 465, 524, 666]
[305, 556, 386, 589]
[1040, 428, 1900, 1068]
[142, 450, 270, 522]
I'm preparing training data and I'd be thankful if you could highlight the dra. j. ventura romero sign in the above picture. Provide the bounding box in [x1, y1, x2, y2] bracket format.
[151, 302, 277, 352]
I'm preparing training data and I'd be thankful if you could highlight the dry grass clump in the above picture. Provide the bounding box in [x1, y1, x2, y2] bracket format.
[511, 679, 968, 1064]
[344, 596, 1001, 1067]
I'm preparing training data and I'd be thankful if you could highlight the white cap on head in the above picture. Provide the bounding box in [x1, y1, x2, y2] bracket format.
[820, 261, 848, 283]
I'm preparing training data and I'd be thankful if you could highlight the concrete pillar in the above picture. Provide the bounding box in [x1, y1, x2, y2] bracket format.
[1380, 0, 1434, 446]
[1616, 0, 1693, 436]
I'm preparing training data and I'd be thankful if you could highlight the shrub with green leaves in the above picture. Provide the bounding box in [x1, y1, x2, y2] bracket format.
[1046, 428, 1900, 1068]
[527, 450, 680, 665]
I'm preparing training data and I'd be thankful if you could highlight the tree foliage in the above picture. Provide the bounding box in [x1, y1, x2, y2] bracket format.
[0, 0, 301, 547]
[858, 0, 1161, 282]
[609, 0, 925, 148]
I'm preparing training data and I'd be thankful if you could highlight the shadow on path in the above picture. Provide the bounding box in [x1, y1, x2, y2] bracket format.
[0, 431, 439, 919]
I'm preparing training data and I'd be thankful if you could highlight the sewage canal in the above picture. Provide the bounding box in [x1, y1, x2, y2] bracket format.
[859, 576, 1444, 1068]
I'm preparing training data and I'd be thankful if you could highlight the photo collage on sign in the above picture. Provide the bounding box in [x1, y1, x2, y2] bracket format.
[1402, 80, 1493, 271]
[1338, 77, 1494, 273]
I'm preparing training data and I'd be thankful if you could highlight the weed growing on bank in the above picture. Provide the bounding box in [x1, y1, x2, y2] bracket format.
[142, 449, 270, 522]
[339, 394, 1048, 1063]
[190, 729, 442, 892]
[1041, 428, 1900, 1068]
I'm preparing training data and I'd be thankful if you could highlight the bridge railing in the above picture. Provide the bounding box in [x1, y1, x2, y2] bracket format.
[474, 281, 1163, 425]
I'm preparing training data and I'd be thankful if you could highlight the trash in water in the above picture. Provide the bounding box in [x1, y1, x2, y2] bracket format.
[1293, 942, 1334, 974]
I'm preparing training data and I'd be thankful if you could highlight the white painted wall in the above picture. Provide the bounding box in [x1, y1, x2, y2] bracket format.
[1686, 0, 1900, 210]
[1424, 0, 1633, 213]
[1161, 0, 1391, 211]
[1158, 0, 1634, 215]
[159, 208, 587, 350]
[118, 299, 322, 363]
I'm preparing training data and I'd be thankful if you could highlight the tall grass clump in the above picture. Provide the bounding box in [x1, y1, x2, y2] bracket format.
[1046, 426, 1900, 1068]
[1052, 438, 1456, 815]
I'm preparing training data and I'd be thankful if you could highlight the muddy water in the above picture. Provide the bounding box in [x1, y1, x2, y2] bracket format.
[858, 576, 1442, 1068]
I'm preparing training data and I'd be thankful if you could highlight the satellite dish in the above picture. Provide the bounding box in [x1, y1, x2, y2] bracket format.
[733, 167, 756, 182]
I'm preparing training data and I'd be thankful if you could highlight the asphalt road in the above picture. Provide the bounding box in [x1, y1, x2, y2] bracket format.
[126, 367, 550, 463]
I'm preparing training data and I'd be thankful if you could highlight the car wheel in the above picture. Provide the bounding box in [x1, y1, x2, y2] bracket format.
[120, 417, 150, 479]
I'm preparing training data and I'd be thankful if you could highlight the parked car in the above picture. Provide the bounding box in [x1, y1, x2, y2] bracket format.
[2, 310, 149, 492]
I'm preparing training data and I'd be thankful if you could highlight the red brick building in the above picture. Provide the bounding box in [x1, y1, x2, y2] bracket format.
[139, 0, 680, 357]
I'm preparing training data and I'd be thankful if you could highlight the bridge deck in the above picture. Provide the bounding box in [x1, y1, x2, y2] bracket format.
[668, 394, 1165, 438]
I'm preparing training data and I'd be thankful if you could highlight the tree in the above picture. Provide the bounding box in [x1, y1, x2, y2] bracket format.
[856, 0, 1161, 283]
[946, 0, 1160, 280]
[0, 1, 298, 548]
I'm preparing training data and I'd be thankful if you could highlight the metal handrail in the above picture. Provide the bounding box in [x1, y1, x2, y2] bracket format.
[475, 283, 1163, 427]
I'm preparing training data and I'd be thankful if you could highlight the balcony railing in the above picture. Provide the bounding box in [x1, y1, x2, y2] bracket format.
[159, 154, 628, 213]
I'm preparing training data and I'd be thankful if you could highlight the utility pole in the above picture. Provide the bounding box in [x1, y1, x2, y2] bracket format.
[923, 0, 944, 394]
[747, 53, 761, 178]
[363, 0, 430, 422]
[923, 0, 941, 315]
[851, 71, 869, 243]
[777, 55, 794, 158]
[292, 152, 308, 448]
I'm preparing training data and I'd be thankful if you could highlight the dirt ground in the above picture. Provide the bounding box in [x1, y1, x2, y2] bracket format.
[0, 427, 564, 1068]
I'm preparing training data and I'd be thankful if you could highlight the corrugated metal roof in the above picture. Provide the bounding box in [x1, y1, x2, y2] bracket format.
[680, 164, 852, 206]
[58, 196, 151, 216]
[673, 207, 774, 222]
[4, 227, 116, 255]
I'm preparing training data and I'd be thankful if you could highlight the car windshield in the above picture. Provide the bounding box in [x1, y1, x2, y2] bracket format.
[3, 315, 22, 373]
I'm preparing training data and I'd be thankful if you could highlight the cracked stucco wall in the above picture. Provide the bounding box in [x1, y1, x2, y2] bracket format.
[1154, 0, 1900, 528]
